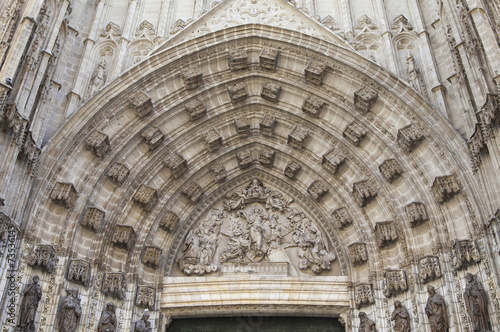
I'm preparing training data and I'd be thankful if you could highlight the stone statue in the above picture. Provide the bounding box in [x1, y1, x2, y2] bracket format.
[464, 273, 491, 331]
[358, 312, 377, 332]
[391, 300, 410, 332]
[135, 312, 152, 332]
[425, 285, 448, 332]
[17, 275, 42, 332]
[59, 287, 82, 332]
[98, 302, 117, 332]
[85, 58, 106, 99]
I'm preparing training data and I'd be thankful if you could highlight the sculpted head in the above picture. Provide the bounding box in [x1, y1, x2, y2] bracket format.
[106, 302, 115, 312]
[394, 300, 401, 308]
[359, 311, 367, 322]
[427, 285, 435, 295]
[33, 275, 40, 283]
[72, 286, 79, 297]
[465, 272, 473, 282]
[142, 312, 150, 321]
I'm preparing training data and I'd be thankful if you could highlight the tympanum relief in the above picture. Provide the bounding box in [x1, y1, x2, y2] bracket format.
[176, 179, 337, 276]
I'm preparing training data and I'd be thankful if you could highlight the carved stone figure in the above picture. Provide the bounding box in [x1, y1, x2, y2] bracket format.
[391, 300, 410, 332]
[98, 302, 117, 332]
[86, 58, 107, 99]
[358, 312, 377, 332]
[135, 312, 152, 332]
[59, 287, 82, 332]
[464, 273, 490, 331]
[17, 275, 42, 332]
[425, 285, 448, 332]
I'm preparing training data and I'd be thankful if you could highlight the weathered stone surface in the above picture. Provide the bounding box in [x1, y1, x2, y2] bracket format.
[228, 49, 248, 70]
[50, 182, 77, 208]
[181, 65, 203, 89]
[305, 59, 327, 85]
[261, 82, 281, 102]
[129, 91, 154, 117]
[354, 86, 377, 114]
[259, 47, 279, 70]
[112, 225, 136, 250]
[302, 96, 326, 118]
[203, 128, 222, 152]
[107, 163, 130, 185]
[419, 255, 441, 283]
[133, 185, 158, 212]
[164, 152, 188, 178]
[142, 246, 162, 268]
[136, 286, 155, 310]
[397, 124, 424, 153]
[284, 161, 301, 179]
[355, 283, 374, 308]
[287, 125, 309, 149]
[81, 207, 104, 231]
[379, 159, 403, 183]
[374, 221, 398, 247]
[431, 175, 460, 203]
[159, 211, 180, 232]
[383, 270, 407, 297]
[85, 131, 110, 157]
[185, 99, 206, 121]
[452, 239, 481, 270]
[343, 122, 367, 146]
[227, 82, 247, 103]
[259, 115, 276, 137]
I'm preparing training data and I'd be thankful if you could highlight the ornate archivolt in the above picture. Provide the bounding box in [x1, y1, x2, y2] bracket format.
[15, 24, 497, 330]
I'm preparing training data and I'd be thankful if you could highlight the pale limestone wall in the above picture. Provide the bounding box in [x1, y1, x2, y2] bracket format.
[0, 0, 500, 331]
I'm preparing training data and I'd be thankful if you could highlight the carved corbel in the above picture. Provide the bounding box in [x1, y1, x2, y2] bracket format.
[396, 124, 424, 153]
[85, 131, 110, 157]
[136, 286, 155, 310]
[260, 115, 276, 137]
[305, 59, 327, 85]
[142, 246, 162, 269]
[308, 180, 328, 201]
[302, 96, 326, 118]
[107, 162, 130, 185]
[322, 147, 346, 174]
[164, 152, 188, 178]
[352, 180, 377, 207]
[203, 128, 222, 152]
[354, 283, 374, 308]
[261, 82, 281, 102]
[28, 244, 58, 274]
[405, 202, 428, 227]
[228, 49, 248, 70]
[452, 239, 481, 270]
[354, 86, 378, 114]
[181, 66, 203, 90]
[284, 161, 301, 179]
[227, 82, 247, 103]
[81, 207, 104, 231]
[383, 269, 407, 297]
[133, 185, 158, 212]
[287, 125, 309, 149]
[348, 243, 367, 266]
[159, 211, 180, 232]
[50, 182, 77, 208]
[343, 122, 367, 146]
[182, 182, 204, 203]
[67, 259, 91, 287]
[141, 127, 164, 150]
[375, 221, 398, 248]
[129, 91, 154, 117]
[379, 159, 403, 183]
[259, 47, 279, 70]
[234, 116, 250, 136]
[258, 148, 275, 167]
[419, 255, 441, 283]
[112, 225, 136, 250]
[236, 150, 252, 169]
[210, 164, 227, 182]
[431, 175, 460, 203]
[185, 99, 206, 121]
[332, 207, 352, 230]
[102, 272, 126, 299]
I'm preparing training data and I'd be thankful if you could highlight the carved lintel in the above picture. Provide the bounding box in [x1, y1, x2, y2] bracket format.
[431, 175, 460, 204]
[234, 116, 250, 136]
[181, 66, 203, 90]
[136, 286, 155, 310]
[85, 131, 110, 157]
[141, 127, 164, 150]
[236, 150, 252, 169]
[112, 225, 136, 250]
[133, 185, 158, 212]
[287, 125, 309, 149]
[50, 182, 77, 208]
[164, 152, 188, 178]
[354, 86, 378, 114]
[375, 221, 398, 248]
[185, 99, 206, 121]
[343, 122, 367, 146]
[259, 47, 279, 70]
[81, 207, 104, 231]
[28, 244, 58, 274]
[67, 259, 91, 287]
[322, 147, 346, 174]
[302, 96, 326, 118]
[308, 180, 328, 201]
[107, 162, 130, 185]
[452, 239, 481, 270]
[260, 115, 276, 137]
[227, 83, 247, 103]
[182, 182, 204, 203]
[228, 49, 248, 70]
[102, 272, 125, 299]
[354, 283, 374, 308]
[284, 161, 301, 179]
[397, 124, 424, 153]
[405, 202, 428, 227]
[383, 269, 407, 297]
[258, 148, 275, 167]
[142, 246, 162, 268]
[331, 207, 352, 230]
[348, 243, 367, 266]
[261, 82, 281, 102]
[305, 59, 327, 85]
[419, 255, 441, 283]
[203, 128, 222, 152]
[210, 164, 227, 182]
[159, 211, 180, 232]
[129, 91, 154, 117]
[352, 180, 377, 207]
[379, 159, 403, 183]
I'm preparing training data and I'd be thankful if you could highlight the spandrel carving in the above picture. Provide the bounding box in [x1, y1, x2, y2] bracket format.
[227, 82, 247, 103]
[431, 175, 460, 204]
[178, 179, 335, 276]
[464, 273, 491, 331]
[302, 96, 326, 118]
[51, 182, 77, 208]
[354, 86, 378, 114]
[261, 82, 281, 102]
[107, 163, 130, 185]
[133, 185, 158, 212]
[419, 255, 441, 283]
[228, 49, 248, 70]
[452, 239, 481, 270]
[28, 244, 58, 273]
[136, 286, 155, 310]
[332, 207, 352, 230]
[355, 283, 374, 308]
[85, 131, 110, 157]
[67, 259, 91, 287]
[81, 207, 104, 231]
[259, 47, 279, 70]
[260, 115, 276, 136]
[287, 125, 309, 149]
[102, 273, 125, 300]
[383, 269, 407, 297]
[305, 59, 327, 85]
[160, 211, 179, 232]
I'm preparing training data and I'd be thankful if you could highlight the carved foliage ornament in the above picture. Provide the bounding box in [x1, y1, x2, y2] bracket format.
[204, 128, 222, 152]
[182, 182, 204, 203]
[185, 99, 206, 121]
[308, 180, 328, 201]
[178, 179, 335, 276]
[405, 202, 428, 227]
[67, 259, 91, 287]
[234, 116, 250, 136]
[28, 244, 58, 274]
[236, 150, 252, 168]
[258, 148, 275, 167]
[211, 164, 227, 182]
[379, 159, 403, 183]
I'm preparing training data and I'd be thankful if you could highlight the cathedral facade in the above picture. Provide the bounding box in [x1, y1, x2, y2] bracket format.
[1, 0, 500, 330]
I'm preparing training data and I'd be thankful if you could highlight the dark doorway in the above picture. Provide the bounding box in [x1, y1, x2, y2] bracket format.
[167, 316, 344, 332]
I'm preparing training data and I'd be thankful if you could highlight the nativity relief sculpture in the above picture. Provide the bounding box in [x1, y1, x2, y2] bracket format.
[177, 179, 336, 276]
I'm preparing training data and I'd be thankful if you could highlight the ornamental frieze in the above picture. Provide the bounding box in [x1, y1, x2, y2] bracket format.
[177, 179, 336, 276]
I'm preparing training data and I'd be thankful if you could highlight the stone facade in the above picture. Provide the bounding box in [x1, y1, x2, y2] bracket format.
[1, 0, 500, 331]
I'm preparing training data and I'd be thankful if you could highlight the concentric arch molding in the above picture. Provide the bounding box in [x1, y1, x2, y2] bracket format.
[164, 170, 349, 276]
[161, 276, 350, 317]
